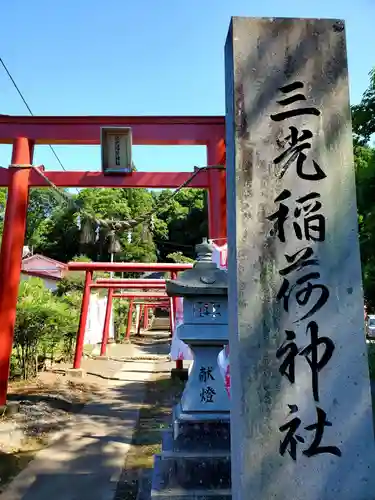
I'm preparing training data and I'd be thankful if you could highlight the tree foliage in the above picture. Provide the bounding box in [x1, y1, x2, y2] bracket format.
[353, 68, 375, 307]
[352, 69, 375, 145]
[12, 278, 79, 379]
[0, 185, 206, 265]
[153, 189, 207, 261]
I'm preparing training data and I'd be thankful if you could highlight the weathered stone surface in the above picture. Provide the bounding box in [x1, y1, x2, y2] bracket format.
[178, 343, 229, 416]
[163, 424, 230, 453]
[147, 422, 231, 499]
[0, 401, 20, 416]
[151, 491, 231, 499]
[136, 468, 153, 500]
[225, 16, 375, 500]
[171, 419, 230, 448]
[66, 368, 85, 378]
[151, 453, 231, 494]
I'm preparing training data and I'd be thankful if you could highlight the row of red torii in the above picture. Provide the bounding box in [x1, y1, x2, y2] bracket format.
[0, 115, 227, 406]
[69, 265, 193, 370]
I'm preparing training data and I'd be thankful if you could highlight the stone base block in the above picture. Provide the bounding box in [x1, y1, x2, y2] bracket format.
[171, 368, 189, 381]
[173, 404, 230, 439]
[161, 429, 174, 452]
[94, 355, 109, 360]
[136, 469, 153, 500]
[151, 490, 231, 499]
[66, 368, 85, 378]
[163, 424, 230, 453]
[173, 402, 230, 421]
[0, 401, 20, 416]
[151, 453, 231, 494]
[147, 402, 232, 499]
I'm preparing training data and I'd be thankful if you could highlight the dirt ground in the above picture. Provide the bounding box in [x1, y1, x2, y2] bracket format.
[0, 333, 178, 497]
[0, 365, 114, 492]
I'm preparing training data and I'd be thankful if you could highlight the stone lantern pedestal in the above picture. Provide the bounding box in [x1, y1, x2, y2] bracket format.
[147, 240, 232, 499]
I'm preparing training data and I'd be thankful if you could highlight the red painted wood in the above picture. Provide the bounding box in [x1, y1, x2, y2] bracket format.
[133, 302, 169, 307]
[125, 299, 134, 340]
[0, 138, 33, 405]
[100, 289, 113, 356]
[73, 271, 93, 369]
[112, 292, 168, 298]
[96, 278, 166, 284]
[176, 359, 184, 370]
[207, 140, 227, 241]
[143, 306, 149, 329]
[0, 169, 211, 189]
[0, 115, 225, 145]
[68, 262, 192, 272]
[91, 283, 166, 289]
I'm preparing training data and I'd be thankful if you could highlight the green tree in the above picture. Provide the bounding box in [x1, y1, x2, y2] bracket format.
[31, 187, 158, 264]
[352, 68, 375, 307]
[153, 188, 207, 261]
[355, 145, 375, 307]
[29, 203, 80, 261]
[352, 68, 375, 145]
[166, 251, 194, 264]
[12, 278, 79, 379]
[26, 189, 60, 242]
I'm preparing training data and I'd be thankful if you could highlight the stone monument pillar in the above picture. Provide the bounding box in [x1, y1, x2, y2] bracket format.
[225, 16, 375, 500]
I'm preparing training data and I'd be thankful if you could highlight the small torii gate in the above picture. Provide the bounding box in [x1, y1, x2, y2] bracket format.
[0, 115, 227, 405]
[67, 261, 192, 368]
[90, 277, 168, 355]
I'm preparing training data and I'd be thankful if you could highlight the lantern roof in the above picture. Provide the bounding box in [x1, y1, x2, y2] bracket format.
[166, 239, 227, 297]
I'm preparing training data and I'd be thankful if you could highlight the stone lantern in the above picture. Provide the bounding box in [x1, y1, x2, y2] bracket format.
[149, 239, 231, 498]
[166, 238, 230, 425]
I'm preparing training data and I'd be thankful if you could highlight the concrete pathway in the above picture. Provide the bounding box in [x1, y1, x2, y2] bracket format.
[0, 338, 172, 500]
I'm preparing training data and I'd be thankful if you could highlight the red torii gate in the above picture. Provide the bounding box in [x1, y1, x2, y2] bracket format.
[0, 115, 226, 406]
[127, 300, 170, 339]
[94, 277, 169, 347]
[89, 278, 168, 356]
[93, 278, 170, 349]
[67, 261, 192, 368]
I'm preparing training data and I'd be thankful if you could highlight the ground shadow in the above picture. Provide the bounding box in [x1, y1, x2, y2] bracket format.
[0, 373, 184, 500]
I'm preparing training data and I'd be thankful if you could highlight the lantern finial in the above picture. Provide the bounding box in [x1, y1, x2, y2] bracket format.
[196, 238, 214, 263]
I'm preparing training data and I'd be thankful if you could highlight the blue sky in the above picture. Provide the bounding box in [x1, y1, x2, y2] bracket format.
[0, 0, 374, 175]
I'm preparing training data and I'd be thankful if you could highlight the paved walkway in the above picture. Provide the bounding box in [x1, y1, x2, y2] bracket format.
[0, 337, 172, 500]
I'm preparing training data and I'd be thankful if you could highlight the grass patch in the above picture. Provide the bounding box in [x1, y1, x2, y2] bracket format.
[115, 375, 185, 500]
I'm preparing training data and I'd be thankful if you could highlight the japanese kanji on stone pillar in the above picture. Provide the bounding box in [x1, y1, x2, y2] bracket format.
[225, 16, 375, 500]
